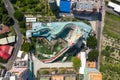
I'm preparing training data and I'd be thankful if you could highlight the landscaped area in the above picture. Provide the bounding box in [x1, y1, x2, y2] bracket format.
[35, 38, 66, 60]
[101, 11, 120, 80]
[103, 12, 120, 39]
[37, 67, 76, 80]
[100, 56, 120, 80]
[11, 0, 55, 16]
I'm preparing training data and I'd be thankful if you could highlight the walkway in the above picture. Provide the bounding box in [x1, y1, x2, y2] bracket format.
[32, 55, 73, 76]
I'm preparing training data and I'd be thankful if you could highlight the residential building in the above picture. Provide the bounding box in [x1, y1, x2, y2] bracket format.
[108, 1, 120, 13]
[48, 0, 58, 11]
[86, 61, 96, 68]
[58, 0, 102, 17]
[26, 17, 37, 23]
[0, 24, 9, 34]
[0, 45, 13, 60]
[65, 75, 76, 80]
[52, 75, 64, 80]
[79, 52, 86, 74]
[8, 67, 28, 80]
[71, 0, 101, 14]
[0, 36, 16, 45]
[4, 60, 28, 80]
[84, 68, 102, 80]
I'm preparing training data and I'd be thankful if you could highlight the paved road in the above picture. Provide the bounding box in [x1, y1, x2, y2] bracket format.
[33, 56, 73, 76]
[2, 0, 22, 70]
[97, 0, 105, 70]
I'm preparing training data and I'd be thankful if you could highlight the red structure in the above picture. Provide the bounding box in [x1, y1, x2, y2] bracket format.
[0, 45, 13, 60]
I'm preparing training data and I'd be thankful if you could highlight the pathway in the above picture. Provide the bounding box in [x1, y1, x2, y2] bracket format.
[32, 55, 73, 76]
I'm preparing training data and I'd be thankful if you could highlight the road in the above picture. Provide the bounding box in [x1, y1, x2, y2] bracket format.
[97, 0, 105, 70]
[2, 0, 22, 70]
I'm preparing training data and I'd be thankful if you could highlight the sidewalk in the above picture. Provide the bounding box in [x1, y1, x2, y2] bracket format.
[32, 55, 73, 76]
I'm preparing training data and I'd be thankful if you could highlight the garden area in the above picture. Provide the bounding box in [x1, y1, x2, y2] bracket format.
[100, 56, 120, 80]
[103, 12, 120, 39]
[11, 0, 55, 16]
[37, 67, 76, 80]
[35, 38, 65, 60]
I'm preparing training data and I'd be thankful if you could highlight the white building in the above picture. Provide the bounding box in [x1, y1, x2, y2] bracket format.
[26, 17, 37, 23]
[0, 36, 16, 45]
[79, 52, 86, 74]
[108, 1, 120, 13]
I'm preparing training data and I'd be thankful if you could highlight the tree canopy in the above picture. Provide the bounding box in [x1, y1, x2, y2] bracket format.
[0, 1, 12, 25]
[19, 21, 25, 28]
[101, 49, 110, 57]
[72, 57, 81, 71]
[87, 36, 97, 49]
[21, 42, 32, 52]
[88, 49, 99, 61]
[14, 11, 24, 21]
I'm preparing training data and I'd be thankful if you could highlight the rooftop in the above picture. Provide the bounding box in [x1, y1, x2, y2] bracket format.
[108, 1, 120, 13]
[52, 75, 64, 80]
[9, 67, 27, 75]
[59, 0, 101, 14]
[59, 0, 71, 13]
[88, 72, 102, 80]
[65, 75, 76, 80]
[86, 61, 96, 68]
[0, 24, 9, 34]
[40, 76, 50, 80]
[0, 36, 16, 45]
[84, 68, 102, 80]
[0, 45, 13, 60]
[79, 52, 86, 74]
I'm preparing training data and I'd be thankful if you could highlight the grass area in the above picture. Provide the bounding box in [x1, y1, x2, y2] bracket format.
[103, 12, 120, 39]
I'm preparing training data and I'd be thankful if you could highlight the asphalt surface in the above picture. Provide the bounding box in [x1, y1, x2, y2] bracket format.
[97, 0, 105, 70]
[2, 0, 22, 70]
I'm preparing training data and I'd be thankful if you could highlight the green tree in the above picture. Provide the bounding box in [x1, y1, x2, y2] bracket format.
[88, 49, 99, 61]
[19, 21, 25, 28]
[105, 46, 110, 51]
[21, 42, 32, 52]
[41, 70, 49, 75]
[101, 49, 110, 57]
[72, 57, 81, 71]
[10, 0, 17, 4]
[14, 11, 24, 21]
[2, 14, 11, 25]
[87, 36, 97, 49]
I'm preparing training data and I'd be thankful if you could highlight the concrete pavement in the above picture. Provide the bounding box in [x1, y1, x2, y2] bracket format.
[32, 55, 73, 76]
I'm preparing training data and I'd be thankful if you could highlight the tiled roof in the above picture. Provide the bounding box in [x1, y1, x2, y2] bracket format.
[0, 24, 9, 34]
[0, 45, 13, 60]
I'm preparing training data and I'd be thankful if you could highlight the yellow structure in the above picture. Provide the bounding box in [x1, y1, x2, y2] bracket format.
[52, 75, 64, 80]
[86, 61, 96, 68]
[88, 72, 102, 80]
